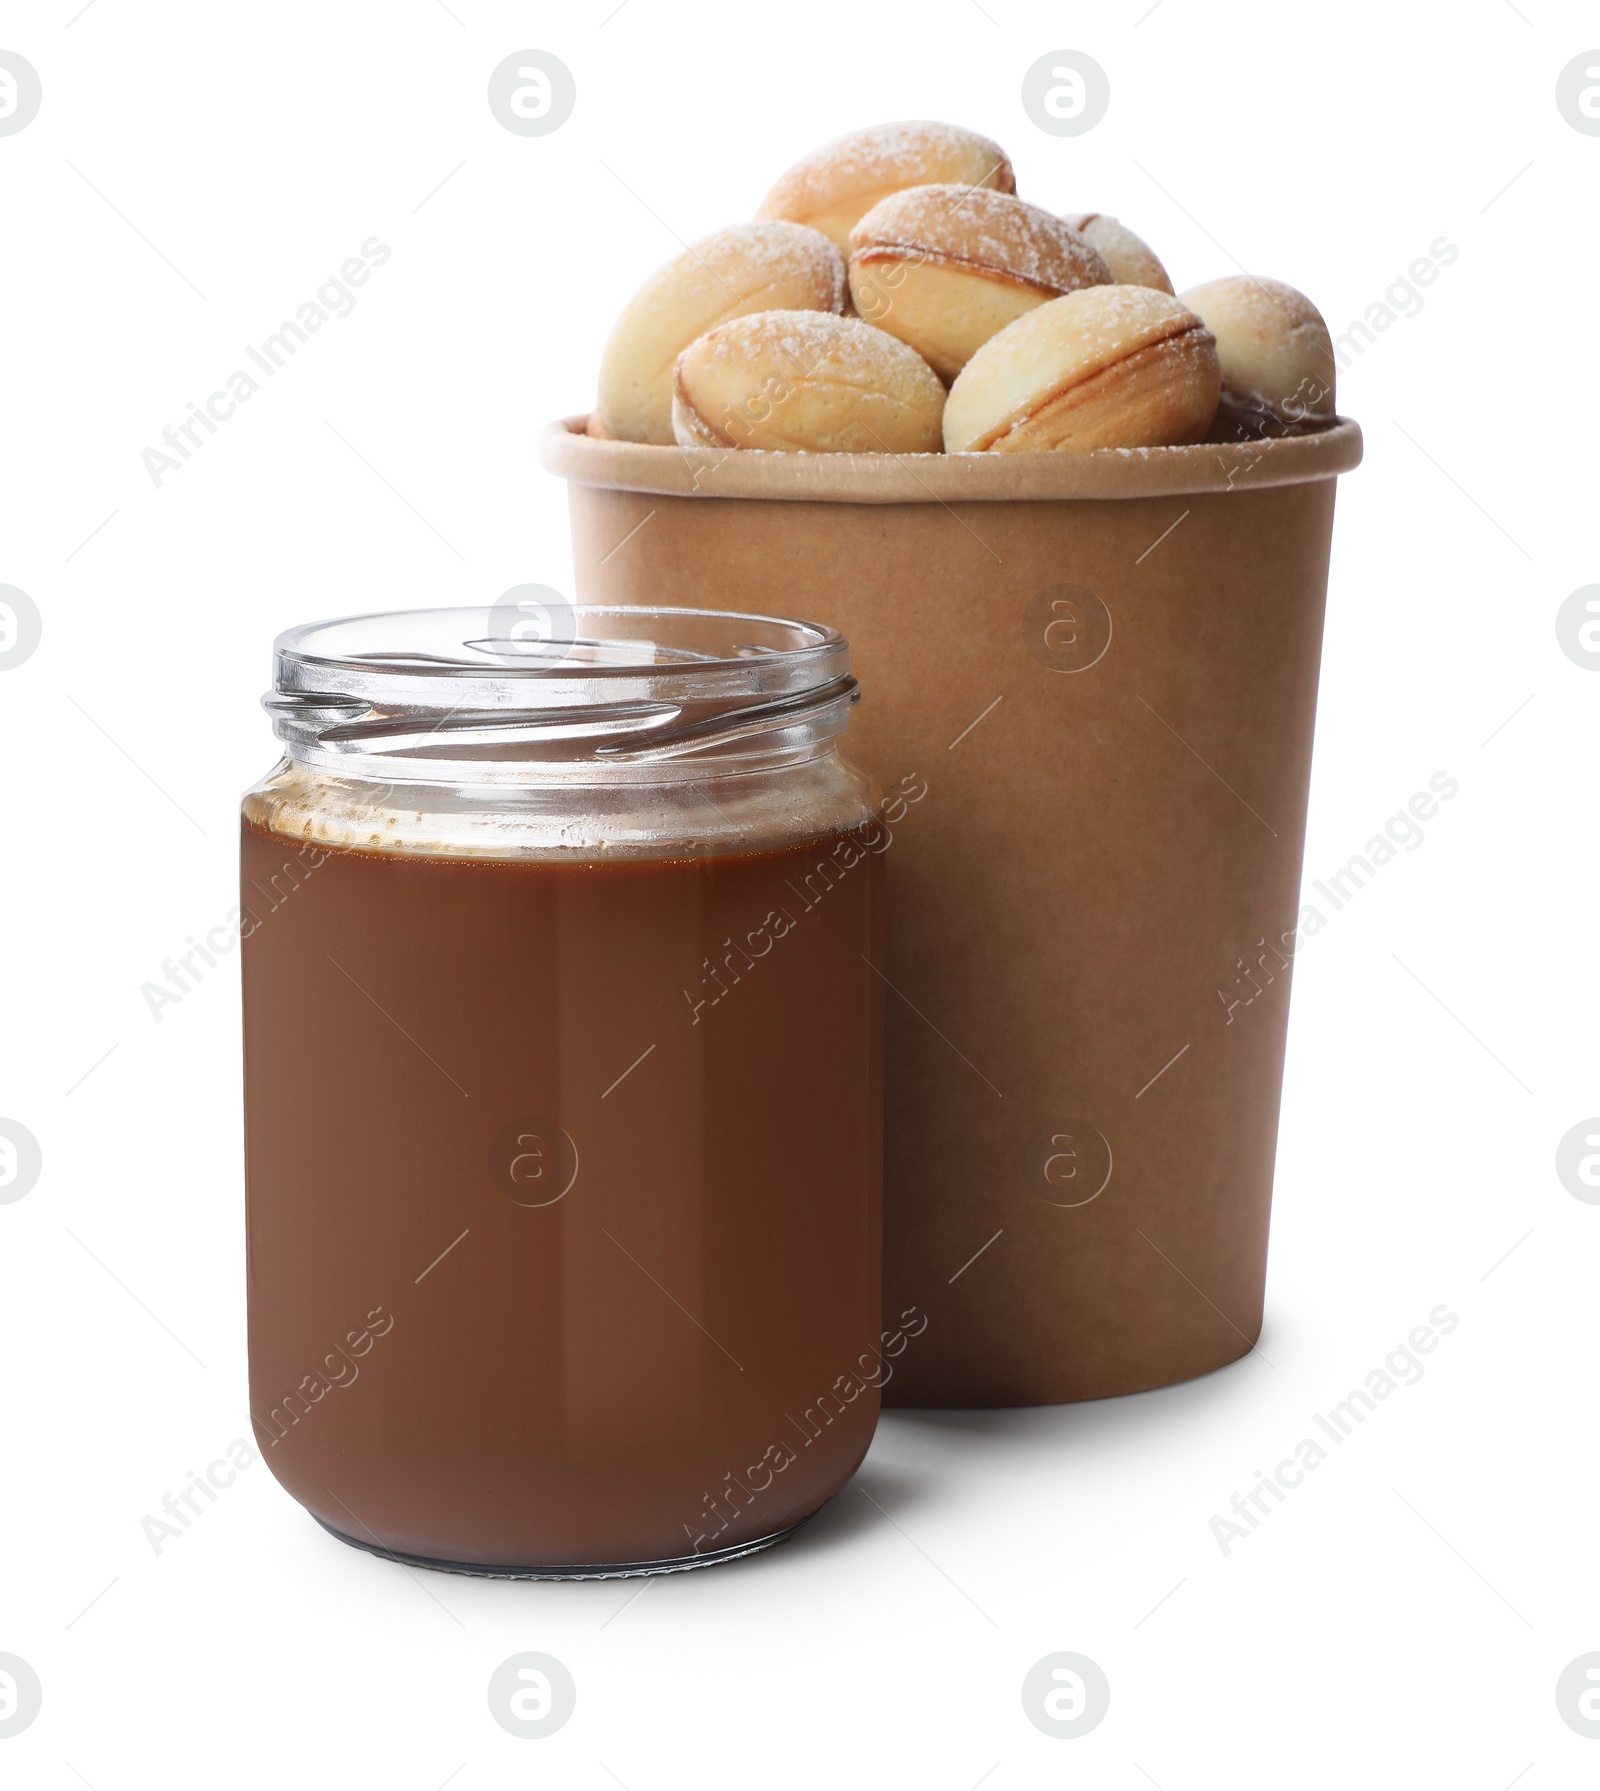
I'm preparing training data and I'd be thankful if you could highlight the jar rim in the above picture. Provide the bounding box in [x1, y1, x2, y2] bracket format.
[266, 603, 857, 779]
[277, 603, 844, 687]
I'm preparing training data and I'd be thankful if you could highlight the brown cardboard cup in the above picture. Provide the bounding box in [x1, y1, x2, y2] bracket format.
[541, 416, 1363, 1407]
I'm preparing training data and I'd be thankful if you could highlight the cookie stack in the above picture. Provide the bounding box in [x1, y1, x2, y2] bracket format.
[591, 121, 1336, 456]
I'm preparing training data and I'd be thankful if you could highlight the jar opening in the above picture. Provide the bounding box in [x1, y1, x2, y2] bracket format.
[267, 605, 857, 783]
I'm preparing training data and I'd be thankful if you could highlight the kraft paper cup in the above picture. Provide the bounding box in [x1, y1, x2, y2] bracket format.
[541, 416, 1362, 1407]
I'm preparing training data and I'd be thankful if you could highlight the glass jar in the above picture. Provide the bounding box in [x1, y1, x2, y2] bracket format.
[241, 605, 885, 1578]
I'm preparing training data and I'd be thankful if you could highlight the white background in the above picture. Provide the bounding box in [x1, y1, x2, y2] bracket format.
[2, 0, 1597, 1784]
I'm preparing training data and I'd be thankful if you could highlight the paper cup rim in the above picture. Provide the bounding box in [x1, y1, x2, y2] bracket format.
[541, 413, 1363, 505]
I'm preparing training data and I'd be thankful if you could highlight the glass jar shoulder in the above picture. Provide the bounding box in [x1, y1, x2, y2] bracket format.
[241, 753, 879, 862]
